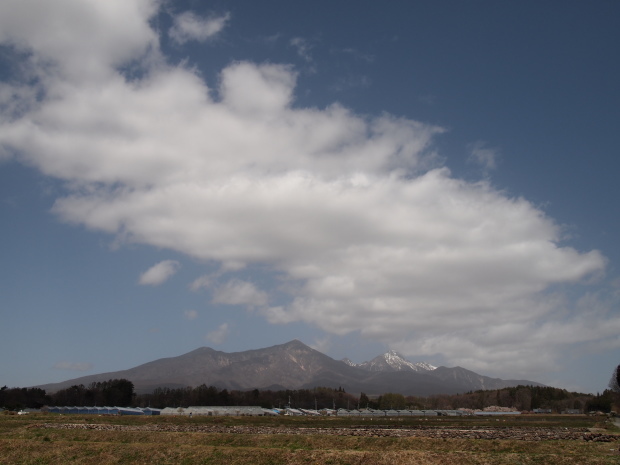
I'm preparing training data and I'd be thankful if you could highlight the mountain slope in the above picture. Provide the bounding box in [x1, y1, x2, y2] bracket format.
[37, 340, 364, 394]
[427, 366, 543, 391]
[36, 340, 543, 395]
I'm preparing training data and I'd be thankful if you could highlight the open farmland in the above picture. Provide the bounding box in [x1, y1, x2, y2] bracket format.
[1, 413, 618, 464]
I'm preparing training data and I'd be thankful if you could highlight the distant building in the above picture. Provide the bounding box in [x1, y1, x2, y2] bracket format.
[161, 406, 274, 416]
[561, 409, 581, 415]
[532, 408, 552, 414]
[44, 406, 161, 415]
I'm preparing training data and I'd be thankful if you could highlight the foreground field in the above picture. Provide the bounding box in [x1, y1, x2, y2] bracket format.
[1, 414, 618, 464]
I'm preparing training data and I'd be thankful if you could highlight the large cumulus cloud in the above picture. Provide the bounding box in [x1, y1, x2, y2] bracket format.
[0, 0, 615, 378]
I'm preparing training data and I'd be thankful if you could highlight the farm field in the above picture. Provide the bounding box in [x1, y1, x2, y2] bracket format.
[1, 413, 618, 464]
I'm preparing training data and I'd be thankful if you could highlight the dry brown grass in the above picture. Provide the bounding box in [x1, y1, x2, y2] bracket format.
[1, 414, 618, 464]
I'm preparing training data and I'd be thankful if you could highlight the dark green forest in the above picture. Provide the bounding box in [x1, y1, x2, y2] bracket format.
[1, 380, 616, 414]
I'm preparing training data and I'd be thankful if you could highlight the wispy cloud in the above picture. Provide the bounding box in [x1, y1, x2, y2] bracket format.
[212, 279, 268, 307]
[468, 140, 499, 172]
[335, 47, 375, 63]
[330, 74, 372, 92]
[290, 37, 313, 62]
[418, 94, 436, 106]
[183, 309, 199, 320]
[310, 337, 331, 354]
[139, 260, 180, 286]
[189, 275, 211, 291]
[206, 323, 229, 345]
[169, 11, 230, 44]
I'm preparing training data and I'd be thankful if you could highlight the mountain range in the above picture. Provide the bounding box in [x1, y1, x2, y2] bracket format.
[37, 340, 543, 396]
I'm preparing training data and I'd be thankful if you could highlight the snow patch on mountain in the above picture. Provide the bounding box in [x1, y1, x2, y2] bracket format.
[343, 350, 436, 372]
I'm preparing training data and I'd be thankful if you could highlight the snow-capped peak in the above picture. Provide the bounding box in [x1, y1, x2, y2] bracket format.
[383, 350, 436, 372]
[349, 350, 437, 372]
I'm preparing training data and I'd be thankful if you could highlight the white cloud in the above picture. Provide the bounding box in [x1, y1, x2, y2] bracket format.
[212, 279, 268, 307]
[220, 260, 246, 272]
[139, 260, 180, 286]
[53, 361, 93, 372]
[183, 309, 199, 320]
[0, 0, 615, 379]
[0, 0, 159, 82]
[169, 11, 230, 45]
[206, 323, 229, 345]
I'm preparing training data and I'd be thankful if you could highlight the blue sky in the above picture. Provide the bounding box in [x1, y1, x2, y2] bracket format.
[1, 0, 619, 394]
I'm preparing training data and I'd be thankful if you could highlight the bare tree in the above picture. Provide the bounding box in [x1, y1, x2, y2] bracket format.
[609, 364, 620, 392]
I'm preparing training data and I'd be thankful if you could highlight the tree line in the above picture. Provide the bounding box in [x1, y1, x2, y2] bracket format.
[0, 379, 134, 411]
[138, 385, 356, 410]
[403, 386, 609, 413]
[1, 381, 616, 413]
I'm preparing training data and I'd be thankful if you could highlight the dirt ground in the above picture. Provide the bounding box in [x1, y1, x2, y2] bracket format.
[33, 421, 620, 442]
